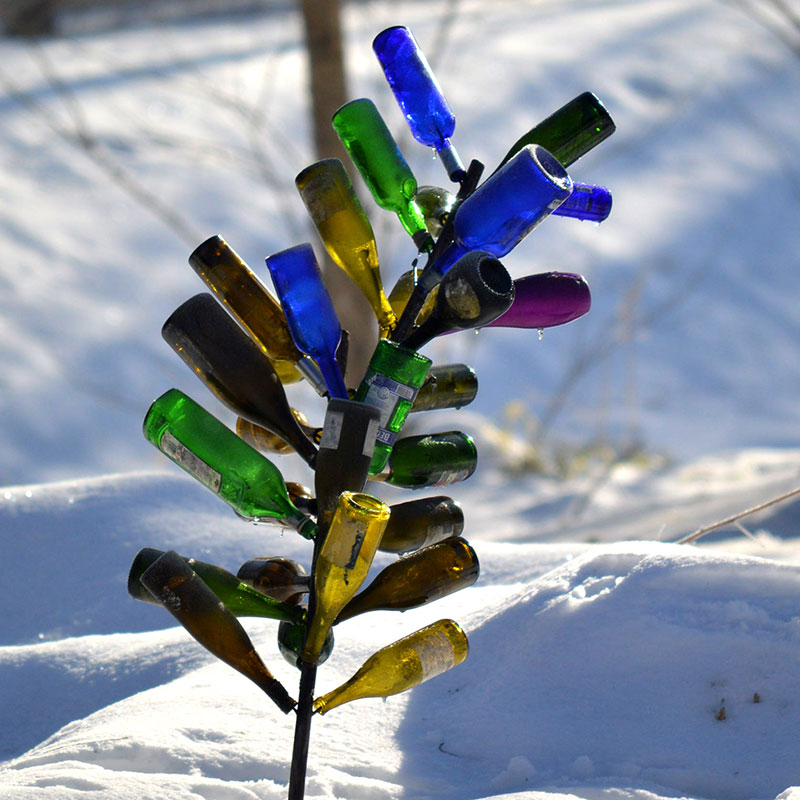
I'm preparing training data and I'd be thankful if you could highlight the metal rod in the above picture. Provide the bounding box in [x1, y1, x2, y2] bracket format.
[287, 662, 317, 800]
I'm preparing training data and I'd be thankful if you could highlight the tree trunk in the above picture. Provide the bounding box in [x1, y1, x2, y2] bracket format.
[299, 0, 376, 388]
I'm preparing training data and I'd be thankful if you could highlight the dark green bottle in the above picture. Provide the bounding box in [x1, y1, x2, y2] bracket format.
[277, 618, 334, 668]
[332, 98, 433, 252]
[411, 364, 478, 413]
[495, 91, 615, 171]
[128, 548, 304, 623]
[143, 388, 317, 539]
[369, 431, 477, 489]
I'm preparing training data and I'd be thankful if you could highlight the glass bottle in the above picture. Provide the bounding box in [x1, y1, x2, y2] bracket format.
[368, 430, 477, 489]
[296, 158, 396, 336]
[495, 90, 616, 171]
[415, 185, 457, 238]
[411, 364, 478, 413]
[484, 272, 591, 330]
[425, 144, 574, 282]
[236, 556, 309, 605]
[332, 98, 433, 252]
[129, 548, 304, 623]
[379, 495, 464, 554]
[188, 234, 326, 395]
[139, 550, 296, 714]
[314, 398, 381, 527]
[336, 537, 479, 623]
[143, 388, 317, 539]
[353, 338, 432, 474]
[162, 292, 318, 468]
[372, 26, 466, 183]
[400, 250, 515, 351]
[301, 492, 390, 664]
[313, 619, 468, 714]
[265, 242, 348, 400]
[278, 618, 334, 668]
[236, 407, 320, 456]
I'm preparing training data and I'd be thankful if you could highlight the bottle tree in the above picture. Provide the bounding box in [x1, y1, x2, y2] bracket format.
[128, 22, 614, 800]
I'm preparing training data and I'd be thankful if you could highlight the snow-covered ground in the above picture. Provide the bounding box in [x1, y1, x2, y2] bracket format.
[1, 1, 799, 798]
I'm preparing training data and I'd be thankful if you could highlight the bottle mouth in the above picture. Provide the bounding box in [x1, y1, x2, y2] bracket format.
[343, 491, 391, 519]
[530, 144, 572, 194]
[475, 254, 514, 297]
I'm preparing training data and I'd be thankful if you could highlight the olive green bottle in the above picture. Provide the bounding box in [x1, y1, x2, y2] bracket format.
[412, 364, 478, 413]
[301, 492, 390, 664]
[143, 388, 317, 539]
[378, 495, 464, 554]
[139, 550, 296, 714]
[278, 618, 334, 668]
[128, 548, 304, 623]
[313, 619, 468, 714]
[336, 537, 479, 623]
[296, 158, 396, 336]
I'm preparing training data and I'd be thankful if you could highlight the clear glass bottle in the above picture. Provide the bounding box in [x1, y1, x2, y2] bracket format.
[313, 619, 468, 714]
[332, 98, 433, 252]
[188, 234, 326, 395]
[354, 339, 431, 474]
[143, 389, 317, 539]
[301, 492, 390, 664]
[336, 537, 479, 623]
[129, 548, 304, 623]
[266, 243, 348, 400]
[162, 292, 318, 467]
[139, 550, 296, 714]
[372, 26, 466, 182]
[296, 158, 396, 336]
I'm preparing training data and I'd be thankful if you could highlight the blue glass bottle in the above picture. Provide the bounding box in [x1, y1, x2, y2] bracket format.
[265, 243, 348, 400]
[373, 26, 466, 183]
[419, 144, 573, 292]
[555, 182, 612, 222]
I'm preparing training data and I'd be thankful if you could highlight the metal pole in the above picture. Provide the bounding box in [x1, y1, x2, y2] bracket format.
[287, 662, 317, 800]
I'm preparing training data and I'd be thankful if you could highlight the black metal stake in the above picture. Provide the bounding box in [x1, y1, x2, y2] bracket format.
[288, 662, 317, 799]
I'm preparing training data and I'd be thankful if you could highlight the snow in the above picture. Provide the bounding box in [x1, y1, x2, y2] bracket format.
[1, 0, 800, 798]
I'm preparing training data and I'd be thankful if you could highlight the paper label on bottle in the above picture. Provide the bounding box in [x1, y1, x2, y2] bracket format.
[160, 431, 221, 494]
[412, 628, 456, 684]
[362, 374, 419, 447]
[432, 468, 472, 488]
[319, 410, 344, 450]
[300, 171, 346, 221]
[363, 417, 380, 457]
[326, 525, 366, 571]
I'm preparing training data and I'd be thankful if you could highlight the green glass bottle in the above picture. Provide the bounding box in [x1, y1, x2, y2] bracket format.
[162, 293, 318, 468]
[277, 618, 334, 668]
[495, 91, 615, 171]
[128, 548, 304, 623]
[296, 158, 396, 336]
[354, 339, 431, 474]
[188, 235, 327, 396]
[368, 431, 477, 489]
[378, 495, 464, 554]
[143, 388, 317, 539]
[237, 556, 309, 605]
[415, 185, 457, 238]
[301, 492, 390, 664]
[332, 98, 433, 252]
[139, 550, 296, 714]
[336, 537, 479, 623]
[411, 364, 478, 413]
[313, 619, 468, 714]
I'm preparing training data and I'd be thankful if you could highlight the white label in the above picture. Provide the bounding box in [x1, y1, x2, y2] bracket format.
[363, 417, 380, 457]
[433, 468, 472, 488]
[362, 374, 419, 448]
[412, 628, 456, 684]
[319, 410, 344, 450]
[160, 431, 221, 494]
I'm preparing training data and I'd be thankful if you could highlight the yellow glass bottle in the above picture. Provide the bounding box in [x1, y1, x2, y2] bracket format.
[313, 619, 468, 714]
[296, 159, 396, 337]
[301, 492, 390, 664]
[387, 268, 437, 327]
